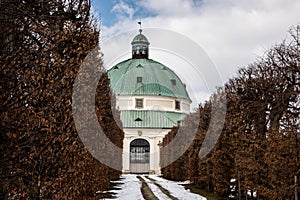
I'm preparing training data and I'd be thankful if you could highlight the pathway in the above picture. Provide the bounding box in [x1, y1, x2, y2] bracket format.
[105, 174, 207, 200]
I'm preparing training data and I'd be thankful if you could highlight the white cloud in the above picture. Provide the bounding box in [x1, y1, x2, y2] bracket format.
[100, 0, 300, 103]
[111, 1, 135, 20]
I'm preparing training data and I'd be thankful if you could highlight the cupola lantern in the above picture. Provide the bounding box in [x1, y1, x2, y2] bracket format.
[131, 27, 150, 59]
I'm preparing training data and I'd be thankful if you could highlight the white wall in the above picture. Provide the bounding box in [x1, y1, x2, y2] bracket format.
[122, 128, 170, 174]
[116, 95, 191, 114]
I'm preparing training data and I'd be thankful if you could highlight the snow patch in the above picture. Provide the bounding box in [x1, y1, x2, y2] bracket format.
[109, 174, 144, 200]
[148, 175, 207, 200]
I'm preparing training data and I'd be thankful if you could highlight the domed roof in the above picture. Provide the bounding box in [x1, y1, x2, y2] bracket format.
[107, 58, 191, 100]
[131, 32, 150, 45]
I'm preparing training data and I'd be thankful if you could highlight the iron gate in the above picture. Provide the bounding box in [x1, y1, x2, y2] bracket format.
[130, 139, 150, 173]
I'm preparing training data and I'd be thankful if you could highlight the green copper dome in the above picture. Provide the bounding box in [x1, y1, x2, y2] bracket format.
[131, 33, 149, 45]
[107, 29, 190, 101]
[107, 58, 191, 100]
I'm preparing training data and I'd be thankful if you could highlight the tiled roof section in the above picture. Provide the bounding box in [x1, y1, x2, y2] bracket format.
[107, 58, 191, 100]
[133, 83, 175, 96]
[120, 110, 187, 128]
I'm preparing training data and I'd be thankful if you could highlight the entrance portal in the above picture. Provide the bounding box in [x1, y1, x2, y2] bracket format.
[130, 139, 150, 173]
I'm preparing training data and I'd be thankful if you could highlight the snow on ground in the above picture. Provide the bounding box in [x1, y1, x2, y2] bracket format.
[107, 174, 207, 200]
[109, 174, 144, 200]
[149, 175, 207, 200]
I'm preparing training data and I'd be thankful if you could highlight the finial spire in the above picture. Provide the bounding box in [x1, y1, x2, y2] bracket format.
[138, 20, 142, 34]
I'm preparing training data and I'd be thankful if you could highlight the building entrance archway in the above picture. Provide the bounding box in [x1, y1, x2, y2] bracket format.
[130, 139, 150, 173]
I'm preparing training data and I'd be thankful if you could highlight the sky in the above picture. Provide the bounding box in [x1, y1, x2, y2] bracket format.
[91, 0, 300, 106]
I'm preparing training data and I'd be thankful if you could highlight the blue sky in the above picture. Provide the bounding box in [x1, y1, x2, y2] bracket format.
[92, 0, 155, 27]
[92, 0, 115, 26]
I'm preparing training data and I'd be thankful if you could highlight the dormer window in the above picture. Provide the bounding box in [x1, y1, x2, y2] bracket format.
[135, 118, 142, 122]
[137, 77, 143, 83]
[171, 79, 176, 86]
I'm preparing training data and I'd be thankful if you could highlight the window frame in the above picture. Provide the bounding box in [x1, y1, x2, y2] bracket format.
[175, 100, 181, 110]
[137, 76, 143, 83]
[135, 98, 144, 108]
[171, 79, 176, 86]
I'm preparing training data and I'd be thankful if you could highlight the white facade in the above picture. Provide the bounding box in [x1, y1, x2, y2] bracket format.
[122, 128, 170, 174]
[116, 95, 190, 114]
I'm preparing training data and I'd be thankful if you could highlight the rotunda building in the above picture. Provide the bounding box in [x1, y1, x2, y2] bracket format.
[107, 29, 191, 174]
